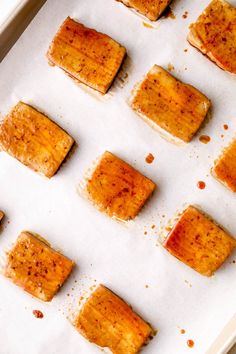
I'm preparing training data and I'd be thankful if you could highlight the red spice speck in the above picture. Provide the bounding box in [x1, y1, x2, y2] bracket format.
[182, 11, 188, 19]
[145, 153, 155, 164]
[187, 340, 194, 348]
[223, 124, 229, 130]
[33, 310, 44, 319]
[197, 181, 206, 190]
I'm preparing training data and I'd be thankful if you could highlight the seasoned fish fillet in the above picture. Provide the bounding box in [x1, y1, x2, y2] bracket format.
[212, 139, 236, 192]
[85, 151, 156, 221]
[0, 211, 4, 223]
[117, 0, 172, 21]
[73, 285, 153, 354]
[0, 102, 74, 178]
[4, 231, 74, 301]
[130, 65, 211, 143]
[188, 0, 236, 73]
[163, 206, 236, 276]
[47, 17, 126, 94]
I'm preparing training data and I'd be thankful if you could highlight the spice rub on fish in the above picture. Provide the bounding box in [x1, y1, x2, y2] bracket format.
[73, 285, 153, 354]
[188, 0, 236, 73]
[117, 0, 172, 21]
[212, 138, 236, 192]
[84, 151, 156, 221]
[47, 17, 126, 94]
[3, 231, 74, 301]
[163, 206, 236, 276]
[0, 102, 74, 178]
[130, 65, 211, 144]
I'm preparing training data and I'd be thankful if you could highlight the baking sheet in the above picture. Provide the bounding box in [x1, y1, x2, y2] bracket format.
[0, 0, 46, 62]
[0, 0, 21, 25]
[0, 0, 236, 353]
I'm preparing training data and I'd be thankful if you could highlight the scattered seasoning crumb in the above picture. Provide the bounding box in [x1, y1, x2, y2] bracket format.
[33, 310, 44, 319]
[167, 63, 175, 72]
[153, 330, 158, 337]
[143, 22, 154, 29]
[184, 48, 188, 52]
[149, 330, 157, 340]
[199, 135, 211, 144]
[144, 231, 147, 235]
[223, 124, 229, 130]
[165, 226, 172, 232]
[145, 285, 149, 288]
[182, 11, 188, 19]
[118, 77, 125, 84]
[233, 260, 235, 264]
[163, 6, 176, 19]
[184, 280, 192, 288]
[145, 153, 155, 164]
[221, 134, 224, 138]
[187, 339, 194, 348]
[197, 181, 206, 190]
[151, 225, 156, 229]
[180, 329, 186, 334]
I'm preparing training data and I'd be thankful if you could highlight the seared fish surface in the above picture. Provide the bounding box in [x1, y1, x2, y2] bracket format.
[212, 138, 236, 192]
[74, 285, 153, 354]
[130, 65, 211, 143]
[0, 102, 74, 178]
[85, 151, 156, 221]
[163, 206, 236, 276]
[4, 231, 74, 301]
[188, 0, 236, 73]
[47, 17, 126, 94]
[117, 0, 172, 21]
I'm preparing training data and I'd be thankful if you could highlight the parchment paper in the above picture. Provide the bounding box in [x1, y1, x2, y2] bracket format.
[0, 0, 236, 353]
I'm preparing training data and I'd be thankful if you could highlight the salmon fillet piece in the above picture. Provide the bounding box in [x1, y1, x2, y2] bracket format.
[85, 151, 156, 221]
[0, 102, 74, 178]
[188, 0, 236, 73]
[163, 206, 236, 276]
[73, 285, 153, 354]
[117, 0, 172, 21]
[130, 65, 211, 143]
[4, 231, 74, 301]
[212, 138, 236, 192]
[47, 17, 126, 94]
